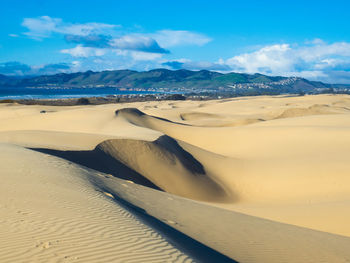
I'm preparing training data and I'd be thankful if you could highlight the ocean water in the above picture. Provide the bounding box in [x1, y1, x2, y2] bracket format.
[0, 87, 159, 100]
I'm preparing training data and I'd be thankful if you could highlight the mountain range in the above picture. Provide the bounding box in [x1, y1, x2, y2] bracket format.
[1, 69, 349, 95]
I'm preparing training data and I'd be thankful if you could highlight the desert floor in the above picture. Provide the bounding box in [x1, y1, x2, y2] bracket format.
[1, 94, 350, 263]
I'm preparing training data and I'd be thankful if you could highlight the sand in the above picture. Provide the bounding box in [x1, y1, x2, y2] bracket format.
[1, 94, 350, 262]
[0, 144, 195, 263]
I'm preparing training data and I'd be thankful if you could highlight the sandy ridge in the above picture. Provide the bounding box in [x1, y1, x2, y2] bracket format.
[1, 94, 350, 262]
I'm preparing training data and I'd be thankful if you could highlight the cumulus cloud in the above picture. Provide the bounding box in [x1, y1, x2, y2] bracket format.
[19, 16, 214, 68]
[151, 30, 211, 47]
[110, 35, 169, 53]
[19, 16, 350, 83]
[22, 17, 171, 55]
[21, 16, 207, 54]
[62, 35, 169, 58]
[160, 40, 350, 83]
[226, 44, 293, 74]
[22, 16, 118, 39]
[225, 40, 350, 83]
[0, 61, 72, 76]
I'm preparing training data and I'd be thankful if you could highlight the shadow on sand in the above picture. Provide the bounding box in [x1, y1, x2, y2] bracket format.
[31, 147, 238, 263]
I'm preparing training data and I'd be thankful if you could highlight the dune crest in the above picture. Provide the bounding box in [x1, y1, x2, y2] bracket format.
[97, 135, 232, 202]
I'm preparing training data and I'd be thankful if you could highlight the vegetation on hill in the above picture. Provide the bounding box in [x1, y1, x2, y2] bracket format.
[1, 69, 349, 95]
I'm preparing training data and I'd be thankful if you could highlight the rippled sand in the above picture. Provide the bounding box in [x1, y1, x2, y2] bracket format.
[1, 94, 350, 262]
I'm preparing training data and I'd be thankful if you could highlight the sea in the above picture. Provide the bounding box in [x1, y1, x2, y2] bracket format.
[0, 86, 161, 100]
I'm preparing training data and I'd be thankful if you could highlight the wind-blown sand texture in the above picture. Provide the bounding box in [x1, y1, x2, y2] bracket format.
[1, 94, 350, 262]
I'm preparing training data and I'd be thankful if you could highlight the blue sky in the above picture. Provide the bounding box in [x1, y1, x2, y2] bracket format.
[1, 0, 350, 83]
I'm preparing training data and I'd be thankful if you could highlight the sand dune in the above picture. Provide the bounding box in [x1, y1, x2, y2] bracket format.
[2, 143, 350, 263]
[112, 105, 350, 236]
[92, 171, 350, 263]
[97, 136, 231, 201]
[1, 94, 350, 262]
[0, 144, 194, 263]
[30, 134, 232, 202]
[274, 103, 337, 119]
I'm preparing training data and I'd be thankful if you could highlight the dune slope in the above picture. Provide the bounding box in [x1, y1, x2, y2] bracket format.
[97, 135, 231, 201]
[1, 94, 350, 262]
[0, 144, 194, 263]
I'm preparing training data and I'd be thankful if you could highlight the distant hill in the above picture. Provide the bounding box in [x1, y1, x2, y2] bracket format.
[1, 69, 349, 95]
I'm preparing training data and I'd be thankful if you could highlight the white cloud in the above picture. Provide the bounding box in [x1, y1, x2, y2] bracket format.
[22, 16, 60, 38]
[151, 30, 211, 47]
[22, 16, 118, 39]
[21, 17, 211, 50]
[226, 44, 293, 74]
[109, 35, 169, 53]
[111, 49, 164, 61]
[129, 51, 163, 61]
[0, 61, 71, 76]
[291, 70, 328, 79]
[18, 17, 350, 83]
[58, 39, 350, 83]
[225, 40, 350, 82]
[61, 45, 107, 57]
[20, 16, 214, 68]
[296, 42, 350, 62]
